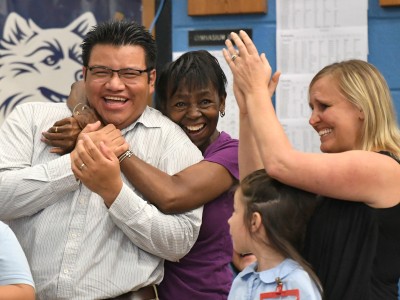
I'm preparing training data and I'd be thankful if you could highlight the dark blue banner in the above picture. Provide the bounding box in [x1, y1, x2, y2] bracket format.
[0, 0, 142, 124]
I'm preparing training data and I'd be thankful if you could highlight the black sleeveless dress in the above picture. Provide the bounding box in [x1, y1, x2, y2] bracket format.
[303, 152, 400, 300]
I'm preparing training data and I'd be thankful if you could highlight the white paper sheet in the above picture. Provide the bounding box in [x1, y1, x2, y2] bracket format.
[276, 0, 368, 152]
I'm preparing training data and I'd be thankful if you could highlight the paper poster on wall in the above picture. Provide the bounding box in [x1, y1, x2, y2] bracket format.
[276, 0, 369, 153]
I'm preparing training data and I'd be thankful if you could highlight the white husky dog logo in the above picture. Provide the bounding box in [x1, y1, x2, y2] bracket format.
[0, 12, 96, 125]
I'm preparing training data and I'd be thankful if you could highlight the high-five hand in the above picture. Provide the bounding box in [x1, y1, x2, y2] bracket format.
[222, 30, 280, 112]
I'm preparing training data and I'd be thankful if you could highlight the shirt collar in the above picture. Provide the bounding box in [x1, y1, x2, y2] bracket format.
[121, 106, 162, 133]
[239, 258, 299, 284]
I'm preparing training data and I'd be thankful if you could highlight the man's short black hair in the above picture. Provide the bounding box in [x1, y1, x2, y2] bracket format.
[81, 20, 157, 70]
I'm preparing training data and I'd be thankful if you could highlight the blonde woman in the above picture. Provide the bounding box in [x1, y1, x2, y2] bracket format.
[224, 30, 400, 300]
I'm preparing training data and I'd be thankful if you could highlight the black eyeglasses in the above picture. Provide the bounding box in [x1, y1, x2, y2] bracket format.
[87, 66, 152, 84]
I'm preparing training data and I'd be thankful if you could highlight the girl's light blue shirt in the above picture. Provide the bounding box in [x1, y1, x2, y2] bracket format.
[228, 258, 321, 300]
[0, 221, 34, 287]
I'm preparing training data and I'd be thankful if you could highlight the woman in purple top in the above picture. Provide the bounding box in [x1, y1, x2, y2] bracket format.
[43, 50, 238, 299]
[152, 50, 238, 299]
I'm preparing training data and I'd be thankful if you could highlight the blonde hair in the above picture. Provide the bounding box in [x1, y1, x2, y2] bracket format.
[309, 60, 400, 158]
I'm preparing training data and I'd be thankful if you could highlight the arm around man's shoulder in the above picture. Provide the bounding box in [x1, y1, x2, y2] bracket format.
[106, 108, 204, 261]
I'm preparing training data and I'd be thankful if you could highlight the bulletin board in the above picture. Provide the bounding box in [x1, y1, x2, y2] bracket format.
[380, 0, 400, 6]
[188, 0, 267, 16]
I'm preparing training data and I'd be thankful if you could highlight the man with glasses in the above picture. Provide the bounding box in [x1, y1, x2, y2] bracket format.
[0, 20, 203, 300]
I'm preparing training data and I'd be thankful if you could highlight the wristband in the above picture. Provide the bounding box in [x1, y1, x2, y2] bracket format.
[118, 150, 134, 163]
[73, 103, 89, 115]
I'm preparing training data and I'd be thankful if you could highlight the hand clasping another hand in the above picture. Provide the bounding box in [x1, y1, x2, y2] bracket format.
[71, 134, 123, 207]
[42, 105, 100, 155]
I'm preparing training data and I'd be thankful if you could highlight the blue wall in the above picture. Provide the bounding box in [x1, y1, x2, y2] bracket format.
[171, 0, 400, 123]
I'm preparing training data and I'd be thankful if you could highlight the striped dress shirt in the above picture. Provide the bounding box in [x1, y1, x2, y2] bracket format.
[0, 102, 203, 300]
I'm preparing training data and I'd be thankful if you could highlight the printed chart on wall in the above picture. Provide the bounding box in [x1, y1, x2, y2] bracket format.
[173, 51, 239, 139]
[276, 0, 368, 152]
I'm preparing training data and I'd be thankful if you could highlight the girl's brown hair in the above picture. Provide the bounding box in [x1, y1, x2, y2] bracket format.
[240, 169, 323, 296]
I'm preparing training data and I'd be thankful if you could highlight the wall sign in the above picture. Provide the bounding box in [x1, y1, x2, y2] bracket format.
[189, 29, 252, 46]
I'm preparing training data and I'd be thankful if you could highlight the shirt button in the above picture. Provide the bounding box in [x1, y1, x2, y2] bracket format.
[63, 269, 69, 274]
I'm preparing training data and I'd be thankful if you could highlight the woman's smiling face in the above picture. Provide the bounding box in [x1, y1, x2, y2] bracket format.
[165, 82, 224, 153]
[308, 75, 365, 153]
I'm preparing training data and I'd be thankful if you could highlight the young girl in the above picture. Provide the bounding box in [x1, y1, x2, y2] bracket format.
[228, 169, 322, 300]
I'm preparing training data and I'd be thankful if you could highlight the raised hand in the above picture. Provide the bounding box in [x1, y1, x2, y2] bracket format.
[223, 30, 280, 111]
